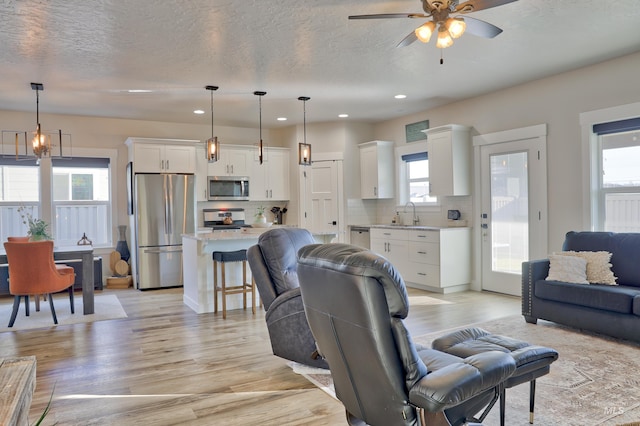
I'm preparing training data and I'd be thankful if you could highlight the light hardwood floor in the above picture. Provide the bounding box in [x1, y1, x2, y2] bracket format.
[0, 287, 520, 425]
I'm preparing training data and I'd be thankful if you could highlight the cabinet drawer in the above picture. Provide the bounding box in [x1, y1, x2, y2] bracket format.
[371, 228, 409, 241]
[405, 263, 440, 287]
[408, 241, 440, 264]
[409, 230, 439, 243]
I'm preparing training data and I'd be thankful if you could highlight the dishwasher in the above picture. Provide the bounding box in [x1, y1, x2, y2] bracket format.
[350, 226, 370, 249]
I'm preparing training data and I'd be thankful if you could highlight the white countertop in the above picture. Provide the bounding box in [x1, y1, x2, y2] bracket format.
[183, 226, 337, 242]
[366, 224, 470, 230]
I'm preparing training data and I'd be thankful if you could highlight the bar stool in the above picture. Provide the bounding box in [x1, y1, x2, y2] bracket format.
[212, 249, 256, 319]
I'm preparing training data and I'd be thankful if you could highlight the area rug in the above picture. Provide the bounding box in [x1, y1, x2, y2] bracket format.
[293, 315, 640, 426]
[0, 294, 127, 332]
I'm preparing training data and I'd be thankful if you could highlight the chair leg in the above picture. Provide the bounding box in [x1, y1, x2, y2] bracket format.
[49, 293, 58, 324]
[25, 295, 30, 317]
[69, 287, 75, 314]
[221, 262, 227, 319]
[8, 296, 21, 327]
[213, 260, 218, 314]
[35, 294, 40, 312]
[529, 380, 536, 424]
[242, 261, 247, 310]
[499, 386, 506, 426]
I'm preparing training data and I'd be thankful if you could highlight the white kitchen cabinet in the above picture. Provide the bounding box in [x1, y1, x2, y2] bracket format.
[425, 125, 471, 196]
[126, 138, 197, 174]
[404, 228, 471, 293]
[370, 228, 410, 274]
[207, 145, 252, 176]
[250, 148, 290, 201]
[359, 141, 394, 199]
[370, 226, 471, 294]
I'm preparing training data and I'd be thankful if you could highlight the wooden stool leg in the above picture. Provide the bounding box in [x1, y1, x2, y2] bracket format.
[221, 262, 227, 319]
[242, 261, 247, 310]
[213, 260, 218, 314]
[251, 276, 256, 315]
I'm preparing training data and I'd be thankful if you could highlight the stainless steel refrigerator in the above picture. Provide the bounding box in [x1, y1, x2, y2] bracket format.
[134, 173, 195, 289]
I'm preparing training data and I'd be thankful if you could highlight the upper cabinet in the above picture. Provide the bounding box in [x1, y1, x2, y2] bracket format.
[126, 138, 197, 174]
[359, 141, 394, 199]
[425, 125, 471, 196]
[250, 147, 290, 201]
[208, 146, 252, 176]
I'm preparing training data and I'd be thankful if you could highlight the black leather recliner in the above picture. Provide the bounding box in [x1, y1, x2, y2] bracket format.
[297, 243, 517, 426]
[247, 228, 328, 369]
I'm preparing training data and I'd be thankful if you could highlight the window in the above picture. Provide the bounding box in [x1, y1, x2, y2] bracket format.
[0, 159, 40, 241]
[53, 157, 111, 247]
[402, 152, 437, 204]
[593, 117, 640, 232]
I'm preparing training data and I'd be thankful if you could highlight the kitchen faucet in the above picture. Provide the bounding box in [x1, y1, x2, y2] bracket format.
[404, 201, 419, 225]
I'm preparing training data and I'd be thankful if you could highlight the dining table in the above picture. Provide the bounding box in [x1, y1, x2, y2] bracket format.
[0, 245, 95, 315]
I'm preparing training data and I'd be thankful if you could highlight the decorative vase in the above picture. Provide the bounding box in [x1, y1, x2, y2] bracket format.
[115, 225, 130, 262]
[255, 213, 267, 224]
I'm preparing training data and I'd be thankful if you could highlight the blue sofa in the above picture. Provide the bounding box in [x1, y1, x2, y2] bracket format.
[522, 231, 640, 343]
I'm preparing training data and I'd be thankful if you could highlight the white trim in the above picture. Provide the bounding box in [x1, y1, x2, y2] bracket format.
[472, 124, 547, 147]
[579, 102, 640, 230]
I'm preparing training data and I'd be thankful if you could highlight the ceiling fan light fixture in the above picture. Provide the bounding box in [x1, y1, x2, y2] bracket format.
[415, 21, 436, 43]
[446, 17, 466, 39]
[436, 25, 454, 48]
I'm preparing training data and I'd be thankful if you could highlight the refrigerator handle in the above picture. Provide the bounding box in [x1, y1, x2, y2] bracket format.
[163, 175, 170, 235]
[167, 175, 174, 235]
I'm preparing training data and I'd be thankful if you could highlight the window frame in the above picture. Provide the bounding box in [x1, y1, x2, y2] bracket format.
[395, 142, 440, 209]
[580, 101, 640, 231]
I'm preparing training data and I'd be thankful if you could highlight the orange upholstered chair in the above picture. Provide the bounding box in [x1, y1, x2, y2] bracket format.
[4, 240, 75, 327]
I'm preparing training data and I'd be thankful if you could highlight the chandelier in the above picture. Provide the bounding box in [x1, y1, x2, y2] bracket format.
[2, 82, 71, 163]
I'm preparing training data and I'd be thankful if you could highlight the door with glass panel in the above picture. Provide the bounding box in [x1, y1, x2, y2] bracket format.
[478, 128, 547, 296]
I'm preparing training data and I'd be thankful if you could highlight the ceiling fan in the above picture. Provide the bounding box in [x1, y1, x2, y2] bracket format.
[349, 0, 518, 52]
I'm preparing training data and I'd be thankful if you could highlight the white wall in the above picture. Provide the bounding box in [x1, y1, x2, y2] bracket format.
[373, 51, 640, 251]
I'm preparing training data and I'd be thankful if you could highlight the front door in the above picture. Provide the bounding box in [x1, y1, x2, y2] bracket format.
[475, 125, 548, 296]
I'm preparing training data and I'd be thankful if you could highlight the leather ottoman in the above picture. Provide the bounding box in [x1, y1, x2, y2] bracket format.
[432, 327, 558, 426]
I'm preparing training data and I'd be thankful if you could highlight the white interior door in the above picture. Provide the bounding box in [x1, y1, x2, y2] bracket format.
[475, 125, 547, 296]
[300, 160, 342, 240]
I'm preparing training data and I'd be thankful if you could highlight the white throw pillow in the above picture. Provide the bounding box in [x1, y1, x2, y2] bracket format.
[546, 254, 589, 284]
[557, 251, 618, 285]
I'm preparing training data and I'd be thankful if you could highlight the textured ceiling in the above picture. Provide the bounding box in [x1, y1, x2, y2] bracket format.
[0, 0, 639, 129]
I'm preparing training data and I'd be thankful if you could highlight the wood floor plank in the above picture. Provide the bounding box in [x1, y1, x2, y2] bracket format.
[0, 287, 520, 425]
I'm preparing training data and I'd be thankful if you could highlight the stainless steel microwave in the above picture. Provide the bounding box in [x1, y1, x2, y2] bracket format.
[207, 176, 250, 201]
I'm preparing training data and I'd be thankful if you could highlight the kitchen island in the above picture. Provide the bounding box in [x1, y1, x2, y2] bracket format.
[182, 227, 336, 314]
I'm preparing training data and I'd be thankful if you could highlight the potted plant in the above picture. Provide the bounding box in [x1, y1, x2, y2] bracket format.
[18, 206, 52, 241]
[254, 206, 267, 224]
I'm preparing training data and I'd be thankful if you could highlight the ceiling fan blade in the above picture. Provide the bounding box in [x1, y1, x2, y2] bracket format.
[396, 31, 419, 48]
[463, 16, 503, 38]
[455, 0, 518, 13]
[348, 13, 428, 20]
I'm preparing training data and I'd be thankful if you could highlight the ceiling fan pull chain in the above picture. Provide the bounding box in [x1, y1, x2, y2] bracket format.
[440, 49, 444, 65]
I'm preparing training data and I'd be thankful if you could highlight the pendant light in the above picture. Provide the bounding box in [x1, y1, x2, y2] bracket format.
[205, 85, 220, 163]
[254, 91, 267, 165]
[2, 82, 72, 163]
[298, 96, 311, 166]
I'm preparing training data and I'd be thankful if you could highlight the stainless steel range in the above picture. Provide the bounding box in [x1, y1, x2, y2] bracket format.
[203, 208, 248, 231]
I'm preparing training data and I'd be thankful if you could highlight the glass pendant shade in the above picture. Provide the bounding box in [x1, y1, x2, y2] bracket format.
[415, 21, 436, 43]
[299, 142, 311, 166]
[436, 25, 454, 48]
[206, 136, 219, 162]
[446, 17, 466, 39]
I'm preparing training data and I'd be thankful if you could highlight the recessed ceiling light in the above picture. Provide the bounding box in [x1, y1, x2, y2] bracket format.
[194, 110, 205, 114]
[338, 114, 349, 118]
[127, 89, 153, 93]
[395, 94, 407, 99]
[277, 117, 287, 121]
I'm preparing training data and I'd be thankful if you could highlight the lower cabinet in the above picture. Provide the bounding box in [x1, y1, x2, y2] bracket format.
[371, 227, 471, 293]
